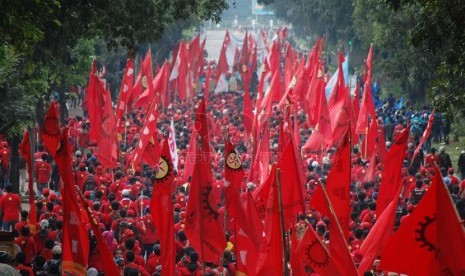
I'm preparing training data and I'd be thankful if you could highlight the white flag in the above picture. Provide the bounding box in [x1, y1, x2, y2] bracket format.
[169, 118, 179, 171]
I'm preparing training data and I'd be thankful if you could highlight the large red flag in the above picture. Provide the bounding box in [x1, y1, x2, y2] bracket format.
[255, 170, 284, 276]
[132, 50, 154, 103]
[310, 184, 358, 276]
[376, 126, 410, 218]
[379, 167, 465, 274]
[216, 31, 233, 82]
[115, 58, 134, 127]
[77, 189, 120, 276]
[132, 98, 160, 168]
[41, 102, 61, 157]
[86, 61, 106, 143]
[413, 111, 435, 160]
[19, 130, 37, 232]
[276, 137, 306, 230]
[324, 129, 351, 238]
[184, 100, 226, 263]
[357, 185, 401, 274]
[135, 60, 170, 109]
[97, 88, 117, 168]
[296, 224, 340, 275]
[361, 118, 378, 159]
[150, 138, 176, 276]
[182, 126, 197, 184]
[55, 128, 89, 274]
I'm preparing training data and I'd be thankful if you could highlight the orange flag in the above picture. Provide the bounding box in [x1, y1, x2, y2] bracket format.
[379, 167, 465, 274]
[150, 138, 176, 276]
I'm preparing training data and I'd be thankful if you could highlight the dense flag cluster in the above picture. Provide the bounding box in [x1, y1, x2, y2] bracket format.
[18, 28, 465, 275]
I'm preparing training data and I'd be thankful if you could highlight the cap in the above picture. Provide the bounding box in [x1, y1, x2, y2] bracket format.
[84, 191, 91, 198]
[122, 189, 130, 196]
[42, 188, 50, 196]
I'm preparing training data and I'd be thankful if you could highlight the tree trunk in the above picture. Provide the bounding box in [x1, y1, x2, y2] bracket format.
[8, 134, 20, 194]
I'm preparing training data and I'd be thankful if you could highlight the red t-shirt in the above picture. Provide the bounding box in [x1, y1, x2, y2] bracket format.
[0, 193, 21, 221]
[14, 236, 36, 264]
[35, 161, 52, 184]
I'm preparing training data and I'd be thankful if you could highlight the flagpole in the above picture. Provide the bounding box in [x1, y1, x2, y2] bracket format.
[276, 168, 289, 275]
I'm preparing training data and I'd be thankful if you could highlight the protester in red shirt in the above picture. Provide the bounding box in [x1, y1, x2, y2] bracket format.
[35, 153, 52, 196]
[14, 226, 36, 266]
[0, 184, 22, 230]
[123, 251, 150, 276]
[15, 252, 34, 276]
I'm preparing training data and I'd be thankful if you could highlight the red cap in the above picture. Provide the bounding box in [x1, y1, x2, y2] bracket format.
[42, 188, 50, 197]
[84, 191, 91, 198]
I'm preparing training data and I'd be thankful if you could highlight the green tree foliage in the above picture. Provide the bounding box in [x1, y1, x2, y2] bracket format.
[258, 0, 354, 42]
[382, 0, 465, 115]
[353, 0, 439, 101]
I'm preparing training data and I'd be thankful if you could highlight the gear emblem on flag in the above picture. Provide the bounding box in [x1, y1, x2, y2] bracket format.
[201, 186, 219, 220]
[141, 75, 148, 90]
[305, 238, 329, 268]
[415, 214, 438, 259]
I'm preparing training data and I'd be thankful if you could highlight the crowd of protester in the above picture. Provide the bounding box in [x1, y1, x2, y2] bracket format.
[0, 73, 464, 276]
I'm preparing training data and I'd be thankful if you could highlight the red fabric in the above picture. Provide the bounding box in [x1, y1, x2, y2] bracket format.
[376, 126, 410, 218]
[133, 50, 154, 105]
[135, 60, 170, 109]
[14, 236, 36, 264]
[41, 102, 61, 156]
[255, 170, 284, 275]
[0, 192, 21, 222]
[78, 184, 121, 276]
[356, 46, 376, 134]
[296, 225, 339, 275]
[352, 82, 360, 120]
[324, 130, 351, 238]
[86, 61, 106, 143]
[150, 138, 176, 276]
[413, 112, 435, 160]
[115, 58, 134, 126]
[184, 101, 226, 263]
[55, 128, 89, 274]
[357, 186, 401, 274]
[19, 130, 37, 230]
[379, 167, 465, 274]
[182, 126, 197, 184]
[97, 87, 117, 168]
[243, 83, 253, 137]
[132, 94, 160, 168]
[216, 31, 231, 82]
[361, 118, 378, 159]
[310, 185, 358, 275]
[276, 137, 306, 230]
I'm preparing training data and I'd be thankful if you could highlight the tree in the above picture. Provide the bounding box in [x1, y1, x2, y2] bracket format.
[382, 0, 465, 115]
[352, 0, 439, 101]
[258, 0, 354, 43]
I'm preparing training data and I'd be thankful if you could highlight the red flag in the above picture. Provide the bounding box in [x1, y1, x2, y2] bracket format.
[86, 61, 106, 143]
[182, 126, 197, 184]
[135, 60, 170, 109]
[41, 102, 61, 157]
[216, 31, 233, 82]
[357, 185, 401, 274]
[115, 58, 134, 127]
[150, 139, 176, 276]
[355, 77, 376, 135]
[258, 71, 280, 130]
[413, 111, 435, 160]
[56, 128, 89, 274]
[324, 130, 351, 238]
[184, 100, 226, 263]
[379, 167, 465, 274]
[132, 99, 160, 168]
[297, 224, 340, 275]
[77, 189, 120, 276]
[97, 88, 117, 168]
[352, 81, 360, 119]
[133, 50, 154, 103]
[376, 126, 410, 218]
[276, 137, 306, 230]
[310, 185, 358, 276]
[255, 170, 284, 275]
[361, 118, 378, 159]
[19, 130, 37, 232]
[204, 63, 212, 103]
